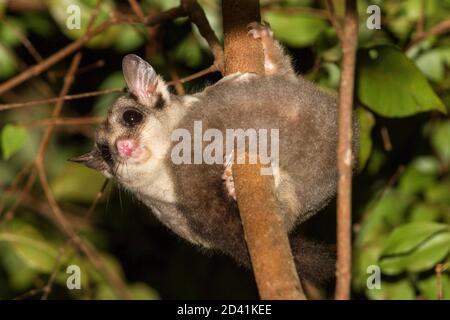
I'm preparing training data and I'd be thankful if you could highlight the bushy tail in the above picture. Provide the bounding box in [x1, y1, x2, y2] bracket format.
[290, 235, 336, 284]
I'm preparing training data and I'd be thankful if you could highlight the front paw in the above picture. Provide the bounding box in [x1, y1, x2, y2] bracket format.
[222, 153, 237, 201]
[247, 21, 274, 40]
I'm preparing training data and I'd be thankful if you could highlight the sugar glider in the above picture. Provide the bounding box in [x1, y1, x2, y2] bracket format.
[72, 22, 358, 283]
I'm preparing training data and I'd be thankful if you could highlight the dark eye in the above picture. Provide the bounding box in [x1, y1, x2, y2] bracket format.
[122, 109, 143, 127]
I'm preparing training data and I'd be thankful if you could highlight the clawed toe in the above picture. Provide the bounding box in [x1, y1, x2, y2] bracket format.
[246, 21, 274, 40]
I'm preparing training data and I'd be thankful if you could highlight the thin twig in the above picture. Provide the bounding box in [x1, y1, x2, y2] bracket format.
[49, 59, 106, 78]
[417, 0, 426, 36]
[0, 66, 218, 112]
[169, 64, 218, 85]
[0, 6, 186, 95]
[128, 0, 146, 21]
[1, 168, 37, 224]
[21, 117, 103, 129]
[7, 0, 46, 12]
[335, 0, 358, 300]
[325, 0, 344, 41]
[41, 246, 65, 300]
[0, 163, 33, 214]
[31, 53, 131, 299]
[0, 16, 43, 64]
[182, 0, 224, 73]
[436, 264, 444, 300]
[408, 18, 450, 49]
[85, 179, 110, 220]
[166, 55, 186, 95]
[380, 127, 393, 152]
[261, 4, 328, 19]
[35, 53, 83, 162]
[0, 88, 124, 111]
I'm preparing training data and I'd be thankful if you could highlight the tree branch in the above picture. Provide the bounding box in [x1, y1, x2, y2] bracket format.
[222, 0, 306, 300]
[0, 6, 186, 95]
[0, 65, 218, 112]
[182, 0, 225, 73]
[335, 0, 358, 300]
[408, 18, 450, 49]
[325, 0, 344, 41]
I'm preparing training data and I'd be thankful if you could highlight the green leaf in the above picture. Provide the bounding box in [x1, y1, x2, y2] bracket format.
[380, 231, 450, 274]
[410, 203, 442, 222]
[48, 0, 119, 48]
[129, 283, 160, 300]
[357, 46, 447, 117]
[356, 107, 375, 171]
[413, 156, 441, 175]
[113, 24, 145, 53]
[0, 44, 18, 80]
[417, 273, 450, 300]
[425, 181, 450, 206]
[366, 279, 416, 300]
[379, 222, 450, 274]
[1, 124, 28, 160]
[94, 72, 125, 116]
[398, 161, 437, 195]
[381, 222, 449, 256]
[0, 243, 38, 291]
[431, 121, 450, 164]
[415, 47, 450, 83]
[22, 12, 55, 38]
[318, 62, 341, 89]
[0, 232, 59, 273]
[353, 243, 383, 292]
[263, 11, 327, 47]
[174, 35, 203, 68]
[356, 191, 412, 246]
[51, 163, 106, 202]
[0, 18, 26, 47]
[0, 0, 5, 15]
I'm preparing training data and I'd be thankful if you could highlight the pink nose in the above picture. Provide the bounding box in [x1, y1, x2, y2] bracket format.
[116, 139, 137, 157]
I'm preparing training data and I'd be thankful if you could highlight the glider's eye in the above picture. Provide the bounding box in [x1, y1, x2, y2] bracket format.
[122, 109, 143, 127]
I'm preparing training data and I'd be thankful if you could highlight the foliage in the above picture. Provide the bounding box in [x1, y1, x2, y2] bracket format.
[0, 0, 449, 300]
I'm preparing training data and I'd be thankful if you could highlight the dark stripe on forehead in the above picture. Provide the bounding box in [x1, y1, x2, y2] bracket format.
[154, 93, 165, 110]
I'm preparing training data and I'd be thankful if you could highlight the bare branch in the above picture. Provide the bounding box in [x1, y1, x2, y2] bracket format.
[324, 0, 344, 41]
[85, 179, 110, 221]
[0, 88, 124, 111]
[262, 4, 328, 19]
[22, 117, 103, 129]
[335, 0, 358, 300]
[168, 64, 218, 86]
[409, 18, 450, 48]
[0, 66, 218, 112]
[166, 55, 186, 95]
[6, 0, 46, 12]
[0, 17, 43, 64]
[0, 6, 186, 95]
[35, 53, 83, 162]
[182, 0, 224, 73]
[41, 246, 65, 300]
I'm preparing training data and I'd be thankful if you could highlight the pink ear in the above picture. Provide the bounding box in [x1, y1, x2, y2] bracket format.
[122, 54, 158, 106]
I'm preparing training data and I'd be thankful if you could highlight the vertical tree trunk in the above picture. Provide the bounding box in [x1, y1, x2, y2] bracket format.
[335, 0, 358, 300]
[222, 0, 306, 300]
